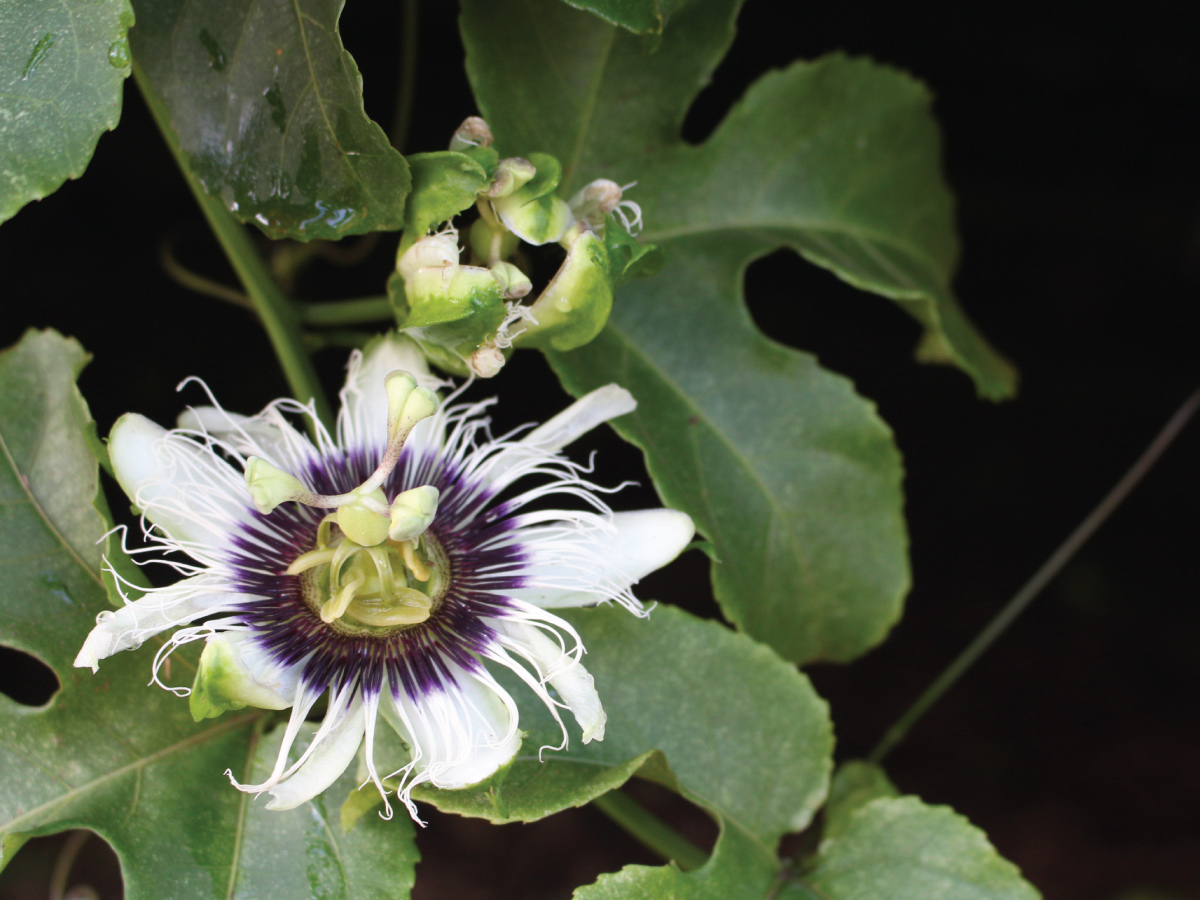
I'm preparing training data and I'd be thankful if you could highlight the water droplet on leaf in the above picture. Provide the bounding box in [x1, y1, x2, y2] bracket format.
[107, 38, 130, 68]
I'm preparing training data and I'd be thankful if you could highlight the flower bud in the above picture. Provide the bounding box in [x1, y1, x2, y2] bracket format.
[568, 179, 623, 231]
[449, 116, 493, 151]
[470, 345, 506, 378]
[486, 157, 537, 198]
[489, 261, 532, 299]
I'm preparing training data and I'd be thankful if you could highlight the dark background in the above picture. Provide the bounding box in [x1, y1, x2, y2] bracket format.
[2, 1, 1198, 898]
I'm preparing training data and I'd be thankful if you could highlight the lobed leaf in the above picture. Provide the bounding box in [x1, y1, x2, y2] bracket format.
[0, 331, 418, 899]
[572, 817, 779, 899]
[822, 760, 899, 841]
[0, 0, 134, 225]
[130, 0, 410, 240]
[794, 796, 1041, 900]
[461, 0, 1021, 663]
[417, 604, 834, 848]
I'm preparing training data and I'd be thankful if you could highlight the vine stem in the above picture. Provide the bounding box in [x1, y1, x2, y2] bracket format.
[592, 791, 708, 872]
[300, 296, 393, 326]
[869, 386, 1200, 764]
[133, 63, 334, 431]
[390, 0, 419, 152]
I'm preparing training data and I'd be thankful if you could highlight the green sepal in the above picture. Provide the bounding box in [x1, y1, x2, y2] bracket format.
[519, 230, 613, 351]
[388, 269, 508, 375]
[189, 637, 289, 722]
[604, 213, 662, 285]
[491, 152, 573, 244]
[460, 143, 500, 174]
[400, 151, 491, 255]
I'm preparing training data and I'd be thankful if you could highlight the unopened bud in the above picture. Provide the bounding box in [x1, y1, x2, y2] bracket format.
[569, 179, 623, 230]
[450, 116, 493, 151]
[490, 261, 532, 299]
[470, 345, 506, 378]
[397, 231, 460, 280]
[487, 157, 537, 198]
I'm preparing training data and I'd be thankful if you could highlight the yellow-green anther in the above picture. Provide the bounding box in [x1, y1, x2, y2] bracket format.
[244, 456, 310, 514]
[450, 116, 493, 151]
[384, 371, 419, 442]
[487, 157, 537, 198]
[346, 588, 432, 627]
[389, 485, 440, 542]
[335, 489, 391, 547]
[490, 262, 532, 299]
[397, 386, 439, 437]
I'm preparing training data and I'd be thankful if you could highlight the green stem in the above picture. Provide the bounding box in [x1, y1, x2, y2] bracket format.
[300, 296, 393, 327]
[134, 63, 334, 431]
[592, 791, 708, 871]
[391, 0, 419, 152]
[869, 386, 1200, 764]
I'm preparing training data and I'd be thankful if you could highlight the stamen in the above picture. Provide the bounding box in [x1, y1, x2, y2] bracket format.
[346, 588, 433, 627]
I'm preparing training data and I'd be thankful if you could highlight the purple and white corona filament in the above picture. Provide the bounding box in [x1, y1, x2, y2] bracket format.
[74, 335, 693, 820]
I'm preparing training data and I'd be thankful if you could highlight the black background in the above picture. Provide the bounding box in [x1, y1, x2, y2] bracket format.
[2, 1, 1198, 898]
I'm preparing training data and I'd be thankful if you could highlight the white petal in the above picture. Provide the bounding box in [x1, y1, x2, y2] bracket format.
[511, 509, 695, 609]
[109, 413, 254, 554]
[480, 385, 636, 490]
[337, 333, 440, 454]
[73, 574, 244, 672]
[266, 696, 366, 810]
[501, 620, 605, 742]
[382, 664, 520, 791]
[177, 405, 318, 476]
[521, 384, 635, 453]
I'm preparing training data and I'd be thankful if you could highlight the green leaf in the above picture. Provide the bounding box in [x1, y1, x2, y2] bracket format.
[0, 0, 133, 224]
[231, 726, 419, 899]
[573, 817, 779, 899]
[822, 761, 899, 841]
[417, 604, 833, 848]
[548, 241, 909, 664]
[558, 0, 666, 35]
[130, 0, 410, 241]
[796, 796, 1041, 900]
[0, 330, 417, 899]
[468, 0, 1033, 663]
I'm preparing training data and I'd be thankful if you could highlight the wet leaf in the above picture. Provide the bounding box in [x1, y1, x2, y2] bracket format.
[131, 0, 410, 240]
[0, 0, 134, 224]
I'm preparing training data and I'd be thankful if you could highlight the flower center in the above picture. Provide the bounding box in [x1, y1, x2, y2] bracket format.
[241, 368, 450, 632]
[288, 516, 447, 629]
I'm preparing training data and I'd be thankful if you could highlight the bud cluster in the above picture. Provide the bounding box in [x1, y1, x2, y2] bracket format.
[391, 117, 652, 378]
